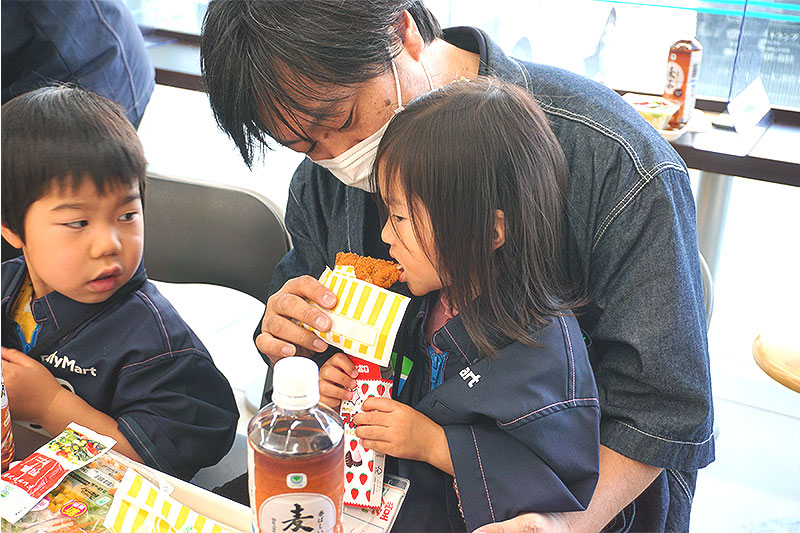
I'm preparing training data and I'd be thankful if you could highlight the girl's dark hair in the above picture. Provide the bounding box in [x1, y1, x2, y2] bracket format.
[373, 78, 579, 356]
[1, 85, 146, 240]
[201, 0, 442, 167]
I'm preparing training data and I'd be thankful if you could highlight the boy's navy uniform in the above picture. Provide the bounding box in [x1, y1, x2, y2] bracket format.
[391, 295, 600, 532]
[2, 257, 238, 481]
[263, 27, 715, 531]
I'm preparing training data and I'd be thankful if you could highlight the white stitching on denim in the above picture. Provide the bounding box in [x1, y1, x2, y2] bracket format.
[537, 102, 684, 250]
[136, 290, 171, 352]
[470, 426, 495, 522]
[498, 398, 599, 426]
[443, 326, 471, 365]
[289, 183, 301, 207]
[669, 470, 694, 503]
[509, 58, 530, 92]
[616, 420, 714, 446]
[119, 417, 163, 469]
[592, 158, 674, 235]
[592, 159, 678, 248]
[559, 316, 576, 399]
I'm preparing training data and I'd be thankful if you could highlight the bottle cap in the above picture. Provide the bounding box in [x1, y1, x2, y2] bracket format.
[272, 357, 320, 410]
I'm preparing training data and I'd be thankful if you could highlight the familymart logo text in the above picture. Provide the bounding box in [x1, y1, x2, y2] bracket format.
[41, 351, 97, 376]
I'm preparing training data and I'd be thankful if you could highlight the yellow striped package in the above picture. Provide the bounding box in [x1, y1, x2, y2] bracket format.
[304, 266, 410, 367]
[103, 468, 230, 533]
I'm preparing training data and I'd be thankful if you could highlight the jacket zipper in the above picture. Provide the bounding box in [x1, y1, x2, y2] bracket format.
[428, 345, 446, 391]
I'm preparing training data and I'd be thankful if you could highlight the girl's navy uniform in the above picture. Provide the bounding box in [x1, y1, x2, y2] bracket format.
[391, 294, 600, 532]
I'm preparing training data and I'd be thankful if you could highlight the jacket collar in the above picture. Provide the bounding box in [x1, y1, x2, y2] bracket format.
[443, 26, 531, 92]
[407, 292, 481, 366]
[3, 260, 147, 331]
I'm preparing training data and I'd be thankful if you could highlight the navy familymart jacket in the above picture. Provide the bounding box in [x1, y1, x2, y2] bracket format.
[1, 258, 239, 481]
[390, 294, 600, 532]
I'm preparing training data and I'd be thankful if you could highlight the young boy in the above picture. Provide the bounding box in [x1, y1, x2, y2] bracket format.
[0, 86, 239, 481]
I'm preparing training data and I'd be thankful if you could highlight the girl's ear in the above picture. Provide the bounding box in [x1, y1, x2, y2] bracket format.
[1, 223, 23, 249]
[493, 210, 506, 250]
[396, 10, 425, 61]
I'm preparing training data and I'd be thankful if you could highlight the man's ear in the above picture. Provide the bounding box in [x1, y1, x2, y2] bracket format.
[1, 223, 23, 249]
[396, 10, 425, 61]
[493, 210, 506, 250]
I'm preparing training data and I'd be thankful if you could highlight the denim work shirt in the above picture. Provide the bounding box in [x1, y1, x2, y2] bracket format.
[2, 0, 154, 126]
[260, 27, 714, 532]
[2, 258, 239, 481]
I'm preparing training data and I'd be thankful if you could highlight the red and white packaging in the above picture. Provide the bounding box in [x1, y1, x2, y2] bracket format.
[340, 355, 392, 510]
[0, 423, 115, 524]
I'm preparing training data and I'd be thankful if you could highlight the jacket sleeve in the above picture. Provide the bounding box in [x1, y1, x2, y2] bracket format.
[587, 166, 714, 470]
[417, 316, 600, 530]
[113, 349, 239, 481]
[444, 404, 600, 530]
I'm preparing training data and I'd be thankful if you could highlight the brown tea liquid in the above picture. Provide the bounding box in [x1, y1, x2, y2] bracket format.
[249, 434, 343, 533]
[247, 358, 345, 533]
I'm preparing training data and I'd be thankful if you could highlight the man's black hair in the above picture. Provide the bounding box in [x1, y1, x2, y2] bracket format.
[1, 85, 147, 240]
[201, 0, 443, 167]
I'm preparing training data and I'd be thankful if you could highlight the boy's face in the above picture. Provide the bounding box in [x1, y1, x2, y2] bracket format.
[3, 179, 143, 304]
[380, 180, 442, 297]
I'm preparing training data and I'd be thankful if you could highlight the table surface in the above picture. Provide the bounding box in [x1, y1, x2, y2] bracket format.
[753, 333, 800, 394]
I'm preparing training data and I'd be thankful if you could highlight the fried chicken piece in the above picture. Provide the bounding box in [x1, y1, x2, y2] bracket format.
[335, 252, 400, 289]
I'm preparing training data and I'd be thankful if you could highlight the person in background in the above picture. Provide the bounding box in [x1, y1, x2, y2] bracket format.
[319, 78, 601, 531]
[2, 0, 156, 262]
[1, 86, 238, 481]
[2, 0, 154, 128]
[200, 1, 714, 530]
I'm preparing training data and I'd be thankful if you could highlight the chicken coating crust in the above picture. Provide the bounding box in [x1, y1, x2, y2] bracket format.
[335, 252, 400, 289]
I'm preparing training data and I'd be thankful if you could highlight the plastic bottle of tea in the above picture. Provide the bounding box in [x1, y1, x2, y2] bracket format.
[248, 357, 344, 533]
[663, 37, 703, 129]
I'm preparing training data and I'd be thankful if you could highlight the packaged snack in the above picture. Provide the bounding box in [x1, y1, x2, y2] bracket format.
[0, 423, 115, 523]
[341, 474, 409, 533]
[340, 356, 392, 510]
[103, 468, 230, 533]
[303, 263, 410, 367]
[4, 452, 130, 533]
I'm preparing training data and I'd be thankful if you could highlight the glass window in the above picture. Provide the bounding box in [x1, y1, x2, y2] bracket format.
[427, 0, 800, 108]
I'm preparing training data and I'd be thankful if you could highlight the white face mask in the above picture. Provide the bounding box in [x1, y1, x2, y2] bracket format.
[314, 59, 433, 192]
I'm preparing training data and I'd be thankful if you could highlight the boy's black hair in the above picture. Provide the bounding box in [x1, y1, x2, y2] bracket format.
[201, 0, 443, 167]
[1, 85, 147, 240]
[373, 78, 583, 356]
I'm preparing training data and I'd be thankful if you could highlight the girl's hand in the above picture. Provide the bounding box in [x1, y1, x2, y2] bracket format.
[355, 397, 453, 474]
[1, 346, 64, 423]
[318, 352, 358, 409]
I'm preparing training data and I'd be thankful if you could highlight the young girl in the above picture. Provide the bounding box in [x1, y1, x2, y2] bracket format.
[319, 78, 600, 532]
